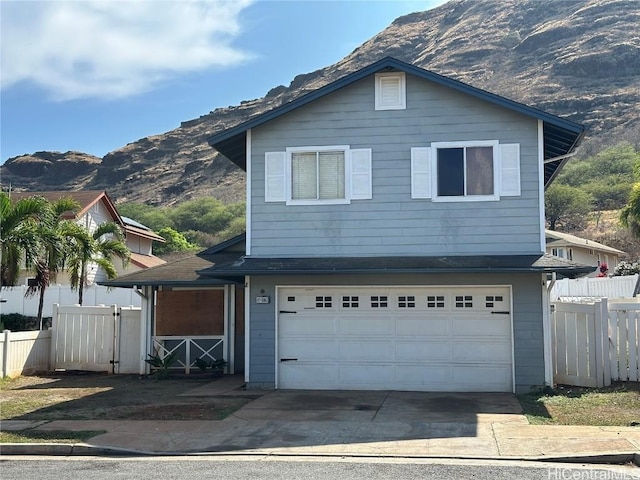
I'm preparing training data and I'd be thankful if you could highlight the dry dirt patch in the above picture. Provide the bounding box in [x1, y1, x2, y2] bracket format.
[0, 372, 253, 421]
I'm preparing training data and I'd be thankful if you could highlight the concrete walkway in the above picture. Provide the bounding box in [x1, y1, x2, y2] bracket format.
[2, 377, 639, 463]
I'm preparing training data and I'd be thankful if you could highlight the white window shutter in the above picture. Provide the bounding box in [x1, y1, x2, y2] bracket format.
[265, 151, 286, 202]
[350, 148, 372, 200]
[411, 147, 432, 199]
[499, 143, 521, 197]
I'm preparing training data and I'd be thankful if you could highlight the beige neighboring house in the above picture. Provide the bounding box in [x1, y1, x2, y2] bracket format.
[545, 229, 625, 276]
[11, 190, 165, 285]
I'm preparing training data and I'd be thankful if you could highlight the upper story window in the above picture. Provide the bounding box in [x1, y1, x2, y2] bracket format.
[375, 72, 406, 110]
[264, 146, 372, 205]
[411, 141, 521, 202]
[437, 143, 496, 200]
[291, 149, 345, 202]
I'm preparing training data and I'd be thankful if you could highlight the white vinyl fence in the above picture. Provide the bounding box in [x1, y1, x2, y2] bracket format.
[51, 304, 143, 374]
[552, 299, 640, 387]
[1, 304, 144, 378]
[551, 274, 639, 302]
[1, 329, 52, 378]
[0, 285, 140, 318]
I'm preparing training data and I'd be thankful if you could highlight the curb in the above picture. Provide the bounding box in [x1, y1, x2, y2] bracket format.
[1, 444, 639, 466]
[0, 443, 148, 457]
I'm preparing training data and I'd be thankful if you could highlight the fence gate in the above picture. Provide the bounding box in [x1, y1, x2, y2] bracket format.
[552, 300, 610, 388]
[51, 304, 142, 373]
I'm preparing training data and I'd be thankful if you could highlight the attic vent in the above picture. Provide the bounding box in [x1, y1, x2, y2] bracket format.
[375, 72, 406, 110]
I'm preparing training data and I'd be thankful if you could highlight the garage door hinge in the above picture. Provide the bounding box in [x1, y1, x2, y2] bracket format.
[279, 310, 297, 314]
[491, 311, 510, 315]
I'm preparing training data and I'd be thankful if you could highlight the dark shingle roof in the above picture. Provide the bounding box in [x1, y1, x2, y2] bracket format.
[100, 252, 243, 287]
[199, 254, 594, 279]
[100, 234, 247, 287]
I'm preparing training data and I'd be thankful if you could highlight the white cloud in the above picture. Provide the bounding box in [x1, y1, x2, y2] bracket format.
[0, 0, 254, 100]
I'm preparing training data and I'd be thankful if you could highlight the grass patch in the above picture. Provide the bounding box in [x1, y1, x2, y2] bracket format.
[1, 373, 254, 422]
[518, 382, 640, 426]
[0, 430, 106, 443]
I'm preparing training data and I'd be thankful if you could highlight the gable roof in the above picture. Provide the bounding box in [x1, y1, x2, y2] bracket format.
[9, 190, 122, 224]
[545, 230, 625, 255]
[207, 57, 584, 186]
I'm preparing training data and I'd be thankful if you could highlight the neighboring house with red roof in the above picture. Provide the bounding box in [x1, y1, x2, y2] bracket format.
[9, 190, 165, 286]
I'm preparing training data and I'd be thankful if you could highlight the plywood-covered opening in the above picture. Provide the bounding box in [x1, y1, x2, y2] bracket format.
[155, 289, 224, 335]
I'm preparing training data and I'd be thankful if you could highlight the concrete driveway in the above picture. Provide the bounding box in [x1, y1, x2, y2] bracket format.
[208, 389, 530, 455]
[234, 389, 526, 424]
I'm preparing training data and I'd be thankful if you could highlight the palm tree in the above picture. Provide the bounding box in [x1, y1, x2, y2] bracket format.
[0, 192, 51, 287]
[24, 197, 81, 328]
[67, 221, 130, 305]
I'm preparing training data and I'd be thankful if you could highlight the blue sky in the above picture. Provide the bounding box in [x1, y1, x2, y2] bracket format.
[0, 0, 446, 164]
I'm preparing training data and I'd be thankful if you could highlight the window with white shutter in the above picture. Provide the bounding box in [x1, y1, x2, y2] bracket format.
[410, 141, 521, 202]
[411, 147, 432, 199]
[351, 149, 372, 200]
[265, 151, 286, 202]
[375, 72, 406, 110]
[499, 143, 521, 196]
[270, 145, 372, 205]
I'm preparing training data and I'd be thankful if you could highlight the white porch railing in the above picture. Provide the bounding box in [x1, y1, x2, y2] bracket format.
[151, 336, 225, 374]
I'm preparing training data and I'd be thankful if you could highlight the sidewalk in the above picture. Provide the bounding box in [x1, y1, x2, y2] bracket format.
[2, 377, 639, 464]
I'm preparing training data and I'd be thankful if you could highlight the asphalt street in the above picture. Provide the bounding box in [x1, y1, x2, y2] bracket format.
[1, 457, 639, 480]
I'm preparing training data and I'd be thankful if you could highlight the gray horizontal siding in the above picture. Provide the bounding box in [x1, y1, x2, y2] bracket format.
[250, 73, 542, 257]
[247, 273, 545, 393]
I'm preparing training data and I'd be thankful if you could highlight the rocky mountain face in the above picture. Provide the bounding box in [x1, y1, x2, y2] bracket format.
[3, 0, 639, 206]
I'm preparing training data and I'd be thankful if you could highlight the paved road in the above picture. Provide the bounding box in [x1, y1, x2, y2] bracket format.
[2, 457, 639, 480]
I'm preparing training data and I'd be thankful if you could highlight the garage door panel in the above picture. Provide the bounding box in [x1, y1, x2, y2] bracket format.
[339, 317, 393, 335]
[280, 339, 338, 359]
[452, 366, 512, 391]
[339, 340, 394, 361]
[452, 317, 510, 336]
[340, 365, 395, 386]
[278, 286, 513, 392]
[452, 342, 512, 363]
[279, 316, 336, 335]
[395, 341, 450, 362]
[395, 317, 449, 335]
[280, 363, 338, 389]
[396, 364, 451, 388]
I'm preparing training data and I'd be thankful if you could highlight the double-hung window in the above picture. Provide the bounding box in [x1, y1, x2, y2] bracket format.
[291, 149, 346, 201]
[264, 145, 372, 205]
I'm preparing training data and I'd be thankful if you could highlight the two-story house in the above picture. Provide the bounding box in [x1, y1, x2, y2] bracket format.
[202, 57, 593, 394]
[107, 58, 592, 393]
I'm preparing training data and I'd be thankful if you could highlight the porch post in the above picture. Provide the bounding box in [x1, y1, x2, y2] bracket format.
[138, 286, 154, 375]
[228, 285, 236, 374]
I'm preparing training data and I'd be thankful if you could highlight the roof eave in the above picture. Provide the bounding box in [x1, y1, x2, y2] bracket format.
[200, 265, 595, 279]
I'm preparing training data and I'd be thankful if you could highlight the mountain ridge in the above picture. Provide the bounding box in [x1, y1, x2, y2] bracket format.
[3, 0, 639, 205]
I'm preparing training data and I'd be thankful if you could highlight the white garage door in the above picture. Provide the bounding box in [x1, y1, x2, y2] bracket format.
[277, 286, 513, 392]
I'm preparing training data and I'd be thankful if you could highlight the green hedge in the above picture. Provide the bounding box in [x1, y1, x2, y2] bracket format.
[0, 313, 51, 332]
